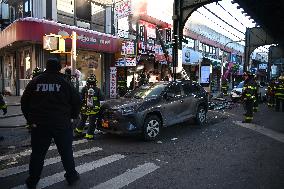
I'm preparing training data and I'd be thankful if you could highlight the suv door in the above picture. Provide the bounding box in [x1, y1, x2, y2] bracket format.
[180, 82, 200, 118]
[161, 83, 188, 126]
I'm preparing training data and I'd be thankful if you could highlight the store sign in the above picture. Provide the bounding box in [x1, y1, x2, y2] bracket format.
[182, 48, 202, 65]
[121, 41, 136, 56]
[259, 63, 267, 70]
[201, 66, 210, 84]
[115, 0, 131, 19]
[110, 67, 117, 98]
[115, 57, 136, 67]
[271, 65, 277, 75]
[138, 41, 155, 55]
[139, 20, 156, 39]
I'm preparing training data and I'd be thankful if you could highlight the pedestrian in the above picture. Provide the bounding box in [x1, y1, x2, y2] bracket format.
[21, 58, 81, 189]
[74, 74, 105, 139]
[275, 75, 284, 112]
[241, 71, 257, 123]
[0, 93, 7, 115]
[0, 93, 7, 141]
[267, 78, 276, 107]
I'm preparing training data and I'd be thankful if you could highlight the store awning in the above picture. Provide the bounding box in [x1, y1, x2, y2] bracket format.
[0, 18, 121, 53]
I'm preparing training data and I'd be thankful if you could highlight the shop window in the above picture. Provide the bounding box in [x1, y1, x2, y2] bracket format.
[75, 51, 102, 88]
[23, 0, 31, 17]
[199, 42, 203, 51]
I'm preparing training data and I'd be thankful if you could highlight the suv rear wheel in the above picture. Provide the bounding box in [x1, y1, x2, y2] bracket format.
[195, 105, 206, 126]
[143, 115, 161, 141]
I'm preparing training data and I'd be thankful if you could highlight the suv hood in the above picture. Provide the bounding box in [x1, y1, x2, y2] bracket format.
[101, 97, 144, 110]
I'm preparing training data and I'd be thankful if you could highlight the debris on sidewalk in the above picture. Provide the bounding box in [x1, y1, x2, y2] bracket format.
[209, 97, 236, 111]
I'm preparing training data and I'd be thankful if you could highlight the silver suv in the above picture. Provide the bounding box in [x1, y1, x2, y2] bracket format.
[98, 80, 208, 141]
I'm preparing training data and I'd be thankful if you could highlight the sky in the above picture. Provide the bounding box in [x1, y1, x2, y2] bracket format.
[145, 0, 269, 53]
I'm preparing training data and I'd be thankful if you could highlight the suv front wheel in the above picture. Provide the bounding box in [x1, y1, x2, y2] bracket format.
[143, 115, 161, 141]
[195, 105, 207, 126]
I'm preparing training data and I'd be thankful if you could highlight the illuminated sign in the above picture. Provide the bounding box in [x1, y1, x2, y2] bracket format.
[43, 36, 59, 51]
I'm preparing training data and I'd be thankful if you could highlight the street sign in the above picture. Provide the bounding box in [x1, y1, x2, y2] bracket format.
[43, 35, 59, 51]
[43, 34, 66, 53]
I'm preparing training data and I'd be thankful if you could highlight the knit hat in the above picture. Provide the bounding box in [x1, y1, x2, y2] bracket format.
[46, 58, 61, 72]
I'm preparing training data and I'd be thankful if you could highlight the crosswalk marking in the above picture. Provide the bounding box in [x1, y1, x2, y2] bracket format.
[0, 147, 102, 178]
[0, 139, 88, 162]
[11, 154, 126, 189]
[91, 162, 160, 189]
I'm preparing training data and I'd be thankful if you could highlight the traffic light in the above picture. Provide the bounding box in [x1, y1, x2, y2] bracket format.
[43, 34, 65, 53]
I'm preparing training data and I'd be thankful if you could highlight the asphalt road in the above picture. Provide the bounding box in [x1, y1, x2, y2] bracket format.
[0, 103, 284, 189]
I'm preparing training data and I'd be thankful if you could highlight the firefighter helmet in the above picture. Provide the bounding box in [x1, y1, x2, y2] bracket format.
[32, 67, 41, 78]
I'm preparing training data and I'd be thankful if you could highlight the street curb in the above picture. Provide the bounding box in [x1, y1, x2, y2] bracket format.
[0, 124, 27, 128]
[7, 104, 21, 106]
[0, 114, 23, 119]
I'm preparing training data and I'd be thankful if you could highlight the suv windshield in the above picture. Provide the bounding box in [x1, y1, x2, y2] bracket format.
[125, 83, 167, 99]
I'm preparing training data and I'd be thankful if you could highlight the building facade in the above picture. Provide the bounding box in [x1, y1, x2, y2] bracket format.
[0, 0, 120, 96]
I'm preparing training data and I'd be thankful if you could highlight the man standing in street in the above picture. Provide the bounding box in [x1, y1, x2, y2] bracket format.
[241, 71, 257, 123]
[21, 58, 81, 189]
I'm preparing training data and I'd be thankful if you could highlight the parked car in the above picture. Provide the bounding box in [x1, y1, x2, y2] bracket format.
[230, 81, 267, 103]
[230, 81, 244, 102]
[98, 80, 209, 141]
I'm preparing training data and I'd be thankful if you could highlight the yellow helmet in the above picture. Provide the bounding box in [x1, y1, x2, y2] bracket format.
[279, 76, 284, 80]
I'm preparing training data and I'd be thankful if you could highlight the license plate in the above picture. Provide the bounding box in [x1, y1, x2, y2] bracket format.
[102, 120, 109, 128]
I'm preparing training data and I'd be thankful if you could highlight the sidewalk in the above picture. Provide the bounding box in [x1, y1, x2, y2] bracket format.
[0, 96, 26, 128]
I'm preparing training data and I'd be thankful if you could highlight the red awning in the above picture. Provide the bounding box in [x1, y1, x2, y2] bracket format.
[0, 18, 121, 53]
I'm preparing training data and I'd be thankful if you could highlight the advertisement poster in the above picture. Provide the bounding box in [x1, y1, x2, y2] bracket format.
[110, 67, 117, 98]
[201, 66, 210, 84]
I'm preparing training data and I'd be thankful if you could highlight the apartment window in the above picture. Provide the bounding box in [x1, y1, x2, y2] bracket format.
[199, 42, 203, 51]
[23, 0, 31, 17]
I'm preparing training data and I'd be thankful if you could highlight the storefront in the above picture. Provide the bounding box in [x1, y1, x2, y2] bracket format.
[0, 18, 121, 96]
[182, 48, 203, 81]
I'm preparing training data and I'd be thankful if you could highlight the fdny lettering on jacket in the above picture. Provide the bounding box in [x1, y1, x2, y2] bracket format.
[36, 84, 61, 92]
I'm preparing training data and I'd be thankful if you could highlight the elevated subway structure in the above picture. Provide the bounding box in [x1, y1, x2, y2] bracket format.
[172, 0, 284, 79]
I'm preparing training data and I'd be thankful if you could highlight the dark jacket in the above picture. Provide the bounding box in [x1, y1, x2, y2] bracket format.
[80, 85, 104, 115]
[242, 78, 257, 101]
[21, 70, 81, 126]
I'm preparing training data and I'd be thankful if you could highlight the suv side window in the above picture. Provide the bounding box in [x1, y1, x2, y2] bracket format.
[181, 82, 199, 95]
[167, 83, 182, 97]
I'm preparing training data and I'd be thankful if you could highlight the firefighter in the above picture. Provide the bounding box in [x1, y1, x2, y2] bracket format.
[241, 71, 257, 123]
[74, 74, 104, 139]
[275, 75, 284, 112]
[32, 67, 42, 78]
[267, 78, 277, 107]
[252, 75, 259, 112]
[221, 79, 229, 96]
